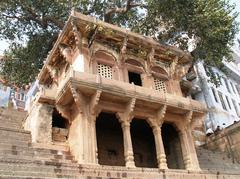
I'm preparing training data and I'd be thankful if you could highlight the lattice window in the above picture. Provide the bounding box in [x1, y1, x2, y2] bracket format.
[154, 78, 166, 93]
[97, 63, 113, 79]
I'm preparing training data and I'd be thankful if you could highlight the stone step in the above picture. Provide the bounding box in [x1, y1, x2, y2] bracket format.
[0, 134, 31, 141]
[0, 157, 79, 167]
[0, 122, 23, 130]
[0, 115, 26, 122]
[0, 144, 70, 156]
[0, 176, 60, 179]
[0, 126, 30, 134]
[32, 143, 69, 152]
[0, 162, 80, 173]
[0, 138, 31, 147]
[0, 108, 27, 116]
[0, 176, 113, 179]
[197, 147, 240, 172]
[0, 149, 74, 161]
[0, 170, 76, 179]
[0, 154, 76, 164]
[0, 128, 31, 139]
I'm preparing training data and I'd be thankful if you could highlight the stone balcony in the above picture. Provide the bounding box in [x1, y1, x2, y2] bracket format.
[39, 68, 207, 115]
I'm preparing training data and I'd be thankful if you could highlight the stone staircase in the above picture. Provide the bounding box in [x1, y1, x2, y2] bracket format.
[197, 147, 240, 174]
[1, 107, 240, 178]
[0, 108, 81, 178]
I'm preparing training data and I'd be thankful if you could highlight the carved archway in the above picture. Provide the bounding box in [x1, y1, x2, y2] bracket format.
[161, 122, 185, 169]
[96, 112, 125, 166]
[130, 118, 158, 168]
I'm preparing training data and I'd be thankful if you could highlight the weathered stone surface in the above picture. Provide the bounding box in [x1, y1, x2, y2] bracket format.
[24, 103, 53, 143]
[206, 121, 240, 163]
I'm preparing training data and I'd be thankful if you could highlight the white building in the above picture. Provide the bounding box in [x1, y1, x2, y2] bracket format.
[0, 82, 11, 108]
[193, 50, 240, 132]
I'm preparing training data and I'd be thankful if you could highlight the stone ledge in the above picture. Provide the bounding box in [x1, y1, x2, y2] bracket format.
[52, 70, 207, 114]
[0, 126, 30, 134]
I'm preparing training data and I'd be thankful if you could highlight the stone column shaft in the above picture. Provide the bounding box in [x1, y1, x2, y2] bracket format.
[121, 121, 135, 168]
[153, 126, 168, 169]
[180, 130, 192, 170]
[92, 117, 98, 164]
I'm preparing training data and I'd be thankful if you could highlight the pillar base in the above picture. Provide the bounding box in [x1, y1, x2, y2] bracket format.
[126, 161, 136, 168]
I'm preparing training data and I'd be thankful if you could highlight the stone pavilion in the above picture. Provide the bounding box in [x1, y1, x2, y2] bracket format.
[24, 11, 207, 174]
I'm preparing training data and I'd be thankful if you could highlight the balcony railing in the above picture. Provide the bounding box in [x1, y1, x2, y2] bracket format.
[55, 68, 207, 113]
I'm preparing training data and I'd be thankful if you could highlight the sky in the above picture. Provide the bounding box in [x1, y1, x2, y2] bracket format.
[0, 0, 240, 55]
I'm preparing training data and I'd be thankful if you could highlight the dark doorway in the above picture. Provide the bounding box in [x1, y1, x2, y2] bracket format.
[52, 108, 69, 142]
[52, 108, 69, 128]
[162, 123, 184, 169]
[96, 112, 125, 166]
[131, 119, 157, 168]
[128, 71, 142, 86]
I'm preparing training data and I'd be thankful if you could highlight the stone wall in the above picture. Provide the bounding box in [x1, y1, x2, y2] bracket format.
[24, 102, 53, 143]
[206, 121, 240, 163]
[52, 127, 68, 142]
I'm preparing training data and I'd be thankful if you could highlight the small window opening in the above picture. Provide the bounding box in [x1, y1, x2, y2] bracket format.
[97, 63, 112, 79]
[154, 78, 166, 93]
[128, 71, 142, 86]
[52, 108, 68, 128]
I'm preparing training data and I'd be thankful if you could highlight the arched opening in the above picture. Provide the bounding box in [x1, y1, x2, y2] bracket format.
[96, 112, 125, 166]
[52, 108, 69, 142]
[162, 123, 184, 169]
[151, 66, 168, 77]
[131, 119, 157, 168]
[125, 59, 143, 86]
[93, 51, 117, 80]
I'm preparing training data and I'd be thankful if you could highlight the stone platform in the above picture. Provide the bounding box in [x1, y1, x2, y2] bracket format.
[0, 108, 240, 179]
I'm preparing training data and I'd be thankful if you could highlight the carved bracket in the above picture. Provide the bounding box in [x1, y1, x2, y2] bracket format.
[71, 20, 83, 53]
[69, 84, 85, 113]
[88, 25, 98, 48]
[170, 56, 179, 78]
[55, 104, 71, 122]
[185, 110, 193, 125]
[46, 65, 58, 85]
[90, 90, 102, 116]
[156, 104, 167, 126]
[148, 48, 155, 64]
[58, 43, 73, 64]
[117, 98, 136, 124]
[119, 36, 128, 64]
[126, 98, 136, 120]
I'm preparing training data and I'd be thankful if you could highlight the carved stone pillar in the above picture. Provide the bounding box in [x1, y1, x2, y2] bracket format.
[179, 128, 192, 170]
[179, 124, 201, 170]
[185, 124, 201, 170]
[117, 112, 135, 168]
[91, 112, 101, 165]
[152, 125, 168, 169]
[121, 120, 135, 168]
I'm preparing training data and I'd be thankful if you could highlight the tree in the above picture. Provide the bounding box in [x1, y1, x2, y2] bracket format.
[0, 0, 238, 86]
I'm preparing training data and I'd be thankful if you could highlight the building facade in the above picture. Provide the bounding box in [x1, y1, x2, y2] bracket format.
[0, 81, 11, 108]
[24, 11, 207, 172]
[193, 51, 240, 132]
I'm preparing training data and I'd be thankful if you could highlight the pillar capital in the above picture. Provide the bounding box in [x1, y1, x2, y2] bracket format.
[69, 84, 86, 113]
[90, 90, 102, 116]
[152, 125, 161, 135]
[71, 19, 83, 54]
[116, 97, 136, 124]
[55, 104, 71, 123]
[185, 110, 193, 125]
